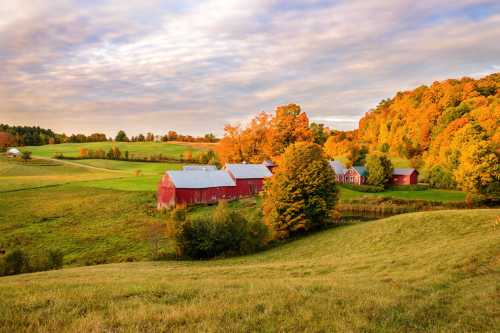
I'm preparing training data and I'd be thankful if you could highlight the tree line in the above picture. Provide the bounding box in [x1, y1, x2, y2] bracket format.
[0, 124, 219, 149]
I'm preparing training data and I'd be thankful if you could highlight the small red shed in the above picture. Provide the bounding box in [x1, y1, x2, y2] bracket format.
[157, 170, 236, 208]
[225, 164, 272, 198]
[391, 168, 418, 185]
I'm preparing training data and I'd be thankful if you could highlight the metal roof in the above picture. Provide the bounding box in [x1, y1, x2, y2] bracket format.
[352, 166, 367, 176]
[262, 160, 276, 167]
[393, 168, 417, 176]
[225, 163, 272, 179]
[167, 170, 235, 188]
[183, 165, 217, 171]
[329, 160, 347, 175]
[7, 148, 21, 154]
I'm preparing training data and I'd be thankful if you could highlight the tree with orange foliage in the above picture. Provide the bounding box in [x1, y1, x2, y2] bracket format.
[0, 132, 16, 150]
[264, 104, 312, 158]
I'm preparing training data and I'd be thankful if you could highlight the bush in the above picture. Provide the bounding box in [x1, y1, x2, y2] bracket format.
[167, 202, 268, 259]
[428, 165, 456, 189]
[47, 249, 64, 269]
[341, 184, 385, 193]
[0, 249, 64, 277]
[1, 249, 30, 275]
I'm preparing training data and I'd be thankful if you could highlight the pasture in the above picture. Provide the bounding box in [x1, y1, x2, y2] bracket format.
[23, 141, 214, 159]
[338, 186, 467, 202]
[0, 209, 498, 332]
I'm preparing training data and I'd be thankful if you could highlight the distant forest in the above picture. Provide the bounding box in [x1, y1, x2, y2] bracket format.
[0, 124, 218, 147]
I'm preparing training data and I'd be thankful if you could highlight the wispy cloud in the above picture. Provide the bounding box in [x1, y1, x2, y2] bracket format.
[1, 0, 499, 135]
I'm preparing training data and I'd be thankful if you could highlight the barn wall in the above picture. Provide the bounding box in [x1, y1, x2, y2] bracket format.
[235, 178, 265, 198]
[391, 172, 418, 185]
[175, 186, 238, 206]
[157, 177, 176, 208]
[344, 170, 363, 185]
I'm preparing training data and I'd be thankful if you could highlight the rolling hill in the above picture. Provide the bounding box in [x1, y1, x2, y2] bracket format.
[0, 209, 498, 332]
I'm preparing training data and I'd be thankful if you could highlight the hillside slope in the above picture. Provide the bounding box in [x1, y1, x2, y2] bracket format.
[1, 210, 499, 332]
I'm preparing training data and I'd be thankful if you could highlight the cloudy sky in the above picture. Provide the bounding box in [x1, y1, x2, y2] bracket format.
[1, 0, 499, 136]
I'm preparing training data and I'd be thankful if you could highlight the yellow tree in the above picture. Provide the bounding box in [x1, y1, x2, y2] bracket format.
[454, 141, 500, 195]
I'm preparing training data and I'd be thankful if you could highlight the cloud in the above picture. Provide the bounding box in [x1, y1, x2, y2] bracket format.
[0, 0, 499, 136]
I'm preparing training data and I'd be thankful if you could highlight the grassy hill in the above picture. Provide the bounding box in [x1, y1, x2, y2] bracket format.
[23, 141, 214, 159]
[0, 209, 498, 332]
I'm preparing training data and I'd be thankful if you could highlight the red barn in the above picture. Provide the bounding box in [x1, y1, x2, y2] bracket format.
[225, 164, 272, 198]
[157, 170, 236, 209]
[344, 166, 367, 185]
[391, 168, 418, 185]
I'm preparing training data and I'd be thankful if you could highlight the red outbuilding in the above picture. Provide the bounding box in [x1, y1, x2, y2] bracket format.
[391, 168, 418, 185]
[225, 164, 272, 198]
[157, 170, 237, 209]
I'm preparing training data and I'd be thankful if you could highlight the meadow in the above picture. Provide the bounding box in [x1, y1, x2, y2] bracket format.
[23, 141, 214, 159]
[0, 209, 498, 332]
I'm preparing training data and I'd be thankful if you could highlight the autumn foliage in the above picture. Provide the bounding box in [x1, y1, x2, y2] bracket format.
[217, 104, 312, 164]
[329, 73, 500, 194]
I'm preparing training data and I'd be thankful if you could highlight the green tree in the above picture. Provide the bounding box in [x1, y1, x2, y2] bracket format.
[263, 142, 337, 239]
[115, 130, 129, 142]
[365, 153, 393, 187]
[310, 122, 328, 145]
[428, 165, 456, 189]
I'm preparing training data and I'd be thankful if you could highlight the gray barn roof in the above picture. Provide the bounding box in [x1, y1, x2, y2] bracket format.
[167, 170, 235, 188]
[183, 165, 217, 171]
[393, 168, 417, 176]
[225, 163, 272, 179]
[329, 160, 347, 175]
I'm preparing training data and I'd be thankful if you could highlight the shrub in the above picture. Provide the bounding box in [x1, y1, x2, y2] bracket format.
[2, 249, 30, 275]
[428, 165, 456, 189]
[167, 202, 268, 259]
[46, 249, 64, 269]
[341, 184, 385, 193]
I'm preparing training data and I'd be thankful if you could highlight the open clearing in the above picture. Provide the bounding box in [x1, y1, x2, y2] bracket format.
[23, 141, 213, 159]
[0, 209, 498, 332]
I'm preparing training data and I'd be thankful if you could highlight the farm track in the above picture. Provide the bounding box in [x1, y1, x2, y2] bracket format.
[34, 157, 130, 174]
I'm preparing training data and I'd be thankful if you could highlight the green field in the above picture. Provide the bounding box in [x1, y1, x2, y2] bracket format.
[23, 141, 214, 159]
[0, 209, 498, 332]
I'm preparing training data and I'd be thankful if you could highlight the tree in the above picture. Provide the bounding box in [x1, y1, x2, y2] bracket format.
[454, 141, 500, 195]
[264, 104, 312, 157]
[115, 130, 129, 142]
[167, 131, 178, 141]
[310, 123, 328, 145]
[365, 153, 393, 187]
[428, 165, 456, 189]
[0, 132, 15, 149]
[20, 151, 32, 161]
[263, 142, 338, 239]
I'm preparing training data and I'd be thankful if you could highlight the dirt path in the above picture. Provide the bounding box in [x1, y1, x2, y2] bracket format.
[34, 157, 129, 174]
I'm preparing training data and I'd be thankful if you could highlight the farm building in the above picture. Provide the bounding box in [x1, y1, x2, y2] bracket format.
[157, 170, 236, 208]
[225, 164, 272, 197]
[6, 148, 21, 157]
[392, 168, 418, 185]
[183, 165, 217, 171]
[329, 160, 347, 183]
[344, 166, 367, 185]
[157, 163, 272, 208]
[262, 160, 277, 173]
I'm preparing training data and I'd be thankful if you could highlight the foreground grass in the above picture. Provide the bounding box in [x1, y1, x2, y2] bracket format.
[0, 209, 498, 332]
[23, 141, 211, 159]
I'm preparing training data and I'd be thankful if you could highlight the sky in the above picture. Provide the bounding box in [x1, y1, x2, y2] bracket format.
[1, 0, 499, 137]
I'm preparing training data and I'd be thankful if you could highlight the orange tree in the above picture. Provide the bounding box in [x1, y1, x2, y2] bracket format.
[263, 142, 337, 239]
